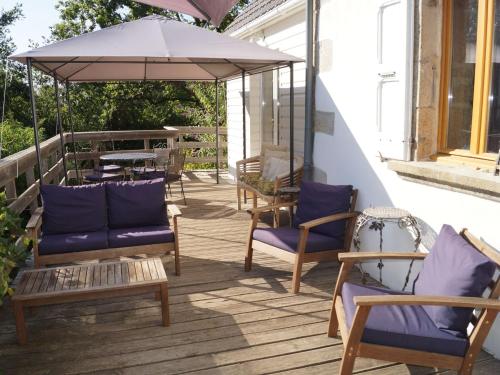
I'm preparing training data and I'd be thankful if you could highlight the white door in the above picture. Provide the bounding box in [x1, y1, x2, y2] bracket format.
[376, 0, 413, 160]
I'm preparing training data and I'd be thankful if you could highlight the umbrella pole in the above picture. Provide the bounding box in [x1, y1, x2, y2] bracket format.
[242, 71, 247, 203]
[289, 62, 294, 186]
[53, 74, 68, 185]
[26, 58, 44, 186]
[215, 78, 219, 184]
[65, 80, 79, 184]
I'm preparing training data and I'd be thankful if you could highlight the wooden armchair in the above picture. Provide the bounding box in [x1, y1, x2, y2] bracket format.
[328, 227, 500, 375]
[236, 146, 303, 211]
[245, 182, 358, 293]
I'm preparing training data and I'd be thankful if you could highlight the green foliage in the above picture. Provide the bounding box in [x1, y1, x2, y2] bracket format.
[0, 119, 42, 158]
[0, 192, 28, 304]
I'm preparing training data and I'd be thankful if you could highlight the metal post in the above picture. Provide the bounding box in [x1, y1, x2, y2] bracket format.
[304, 0, 315, 181]
[289, 62, 295, 186]
[26, 58, 44, 186]
[242, 71, 246, 160]
[215, 78, 220, 184]
[53, 74, 68, 184]
[65, 80, 79, 183]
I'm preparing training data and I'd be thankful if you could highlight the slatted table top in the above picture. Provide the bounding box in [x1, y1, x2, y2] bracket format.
[12, 258, 167, 301]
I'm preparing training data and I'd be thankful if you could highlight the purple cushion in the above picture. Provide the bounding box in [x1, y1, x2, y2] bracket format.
[106, 178, 168, 228]
[39, 231, 108, 255]
[293, 181, 352, 239]
[342, 282, 468, 356]
[414, 225, 495, 334]
[253, 227, 343, 253]
[41, 184, 107, 235]
[108, 225, 174, 248]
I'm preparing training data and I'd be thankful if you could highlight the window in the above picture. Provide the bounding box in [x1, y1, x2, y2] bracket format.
[439, 0, 500, 159]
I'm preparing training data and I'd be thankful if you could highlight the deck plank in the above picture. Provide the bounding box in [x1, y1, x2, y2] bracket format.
[1, 172, 498, 375]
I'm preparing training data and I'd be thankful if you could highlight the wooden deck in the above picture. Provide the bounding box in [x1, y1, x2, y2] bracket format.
[0, 172, 498, 374]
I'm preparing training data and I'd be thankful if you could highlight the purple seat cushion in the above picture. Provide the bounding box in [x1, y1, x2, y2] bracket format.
[253, 227, 343, 253]
[342, 282, 468, 357]
[106, 178, 168, 228]
[414, 225, 495, 334]
[293, 181, 352, 239]
[108, 225, 174, 248]
[41, 184, 107, 235]
[39, 231, 108, 255]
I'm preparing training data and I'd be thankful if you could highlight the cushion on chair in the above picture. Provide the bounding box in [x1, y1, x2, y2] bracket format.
[108, 225, 174, 248]
[84, 172, 123, 182]
[413, 225, 496, 334]
[95, 164, 122, 173]
[41, 184, 107, 235]
[253, 227, 343, 253]
[342, 282, 469, 357]
[106, 178, 168, 229]
[293, 181, 353, 239]
[39, 231, 108, 255]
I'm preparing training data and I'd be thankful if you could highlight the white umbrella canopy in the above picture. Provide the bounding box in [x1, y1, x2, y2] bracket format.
[135, 0, 238, 27]
[10, 15, 302, 82]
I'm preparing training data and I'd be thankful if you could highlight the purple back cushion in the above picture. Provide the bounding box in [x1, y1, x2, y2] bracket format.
[106, 178, 168, 229]
[293, 181, 353, 239]
[41, 184, 107, 235]
[414, 225, 496, 333]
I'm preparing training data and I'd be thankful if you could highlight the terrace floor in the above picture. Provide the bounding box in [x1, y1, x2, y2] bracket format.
[0, 172, 498, 374]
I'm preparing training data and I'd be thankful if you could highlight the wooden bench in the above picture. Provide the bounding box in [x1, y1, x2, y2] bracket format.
[12, 258, 169, 345]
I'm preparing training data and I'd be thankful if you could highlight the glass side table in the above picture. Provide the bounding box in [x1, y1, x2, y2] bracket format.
[353, 207, 421, 291]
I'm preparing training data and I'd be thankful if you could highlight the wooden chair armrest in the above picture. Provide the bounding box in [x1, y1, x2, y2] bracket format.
[168, 204, 182, 218]
[26, 207, 43, 233]
[247, 201, 297, 215]
[338, 252, 428, 262]
[354, 295, 500, 310]
[299, 212, 360, 230]
[236, 156, 260, 166]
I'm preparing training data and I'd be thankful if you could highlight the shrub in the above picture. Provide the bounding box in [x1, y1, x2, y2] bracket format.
[0, 191, 28, 304]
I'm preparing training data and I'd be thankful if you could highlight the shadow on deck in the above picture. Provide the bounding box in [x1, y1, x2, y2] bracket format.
[0, 172, 498, 374]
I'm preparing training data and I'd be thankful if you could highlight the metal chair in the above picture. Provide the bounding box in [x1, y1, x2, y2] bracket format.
[166, 149, 187, 205]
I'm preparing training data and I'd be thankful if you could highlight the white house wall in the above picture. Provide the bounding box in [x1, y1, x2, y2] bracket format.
[316, 0, 500, 357]
[226, 6, 306, 179]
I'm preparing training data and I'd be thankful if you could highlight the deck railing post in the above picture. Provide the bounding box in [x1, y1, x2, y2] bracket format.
[26, 58, 44, 186]
[65, 80, 79, 183]
[215, 78, 220, 184]
[53, 74, 68, 184]
[289, 62, 295, 186]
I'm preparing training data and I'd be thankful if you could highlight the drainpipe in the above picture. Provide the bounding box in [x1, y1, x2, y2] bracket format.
[303, 0, 315, 181]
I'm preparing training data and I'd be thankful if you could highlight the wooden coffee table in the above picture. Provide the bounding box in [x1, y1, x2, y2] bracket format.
[12, 258, 169, 345]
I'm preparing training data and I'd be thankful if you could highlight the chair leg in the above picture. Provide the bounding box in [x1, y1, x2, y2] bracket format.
[174, 244, 180, 276]
[167, 182, 172, 197]
[244, 190, 247, 204]
[237, 186, 242, 210]
[339, 351, 356, 375]
[179, 177, 187, 205]
[252, 193, 257, 208]
[245, 238, 254, 272]
[291, 255, 303, 293]
[327, 299, 339, 337]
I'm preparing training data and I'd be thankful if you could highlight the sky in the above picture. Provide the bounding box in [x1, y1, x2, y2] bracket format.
[3, 0, 60, 54]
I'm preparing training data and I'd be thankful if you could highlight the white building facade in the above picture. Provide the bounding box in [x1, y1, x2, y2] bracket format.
[226, 0, 500, 357]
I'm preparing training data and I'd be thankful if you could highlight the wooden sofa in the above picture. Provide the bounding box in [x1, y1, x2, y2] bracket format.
[236, 145, 303, 211]
[26, 178, 181, 275]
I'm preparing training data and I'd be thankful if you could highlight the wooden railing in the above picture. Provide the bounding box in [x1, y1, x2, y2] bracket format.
[0, 127, 227, 217]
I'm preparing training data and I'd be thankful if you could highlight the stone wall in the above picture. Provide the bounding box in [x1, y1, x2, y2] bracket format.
[413, 0, 443, 160]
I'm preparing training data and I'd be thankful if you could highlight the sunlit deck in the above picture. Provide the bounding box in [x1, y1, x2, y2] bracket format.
[0, 172, 498, 374]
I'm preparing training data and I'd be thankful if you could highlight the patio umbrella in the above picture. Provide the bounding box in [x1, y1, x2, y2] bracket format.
[10, 15, 302, 185]
[135, 0, 238, 27]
